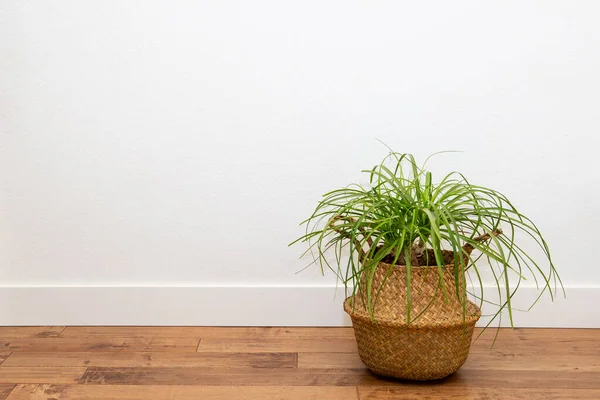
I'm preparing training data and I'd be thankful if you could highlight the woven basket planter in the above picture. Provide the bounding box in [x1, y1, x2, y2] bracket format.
[344, 256, 481, 381]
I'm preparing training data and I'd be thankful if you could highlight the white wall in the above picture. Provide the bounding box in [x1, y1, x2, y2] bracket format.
[1, 1, 599, 325]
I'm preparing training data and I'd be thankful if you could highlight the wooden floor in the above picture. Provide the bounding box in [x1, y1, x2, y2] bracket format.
[0, 327, 598, 399]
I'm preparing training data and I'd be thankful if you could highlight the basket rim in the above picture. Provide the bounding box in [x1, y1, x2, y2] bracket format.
[343, 296, 482, 329]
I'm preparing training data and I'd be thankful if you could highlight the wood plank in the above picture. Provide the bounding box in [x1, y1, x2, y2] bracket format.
[424, 369, 600, 390]
[195, 327, 355, 339]
[469, 329, 600, 356]
[3, 351, 296, 368]
[197, 337, 357, 353]
[299, 351, 600, 372]
[0, 327, 65, 339]
[14, 326, 600, 341]
[197, 331, 595, 355]
[145, 337, 201, 352]
[475, 328, 600, 341]
[469, 341, 600, 356]
[472, 334, 600, 348]
[472, 328, 600, 349]
[0, 337, 150, 352]
[0, 385, 14, 400]
[0, 354, 10, 367]
[463, 353, 600, 372]
[358, 387, 600, 400]
[0, 367, 86, 384]
[7, 385, 598, 400]
[61, 327, 208, 338]
[79, 367, 386, 386]
[77, 367, 600, 388]
[298, 352, 364, 369]
[6, 384, 358, 400]
[0, 337, 198, 353]
[61, 326, 355, 339]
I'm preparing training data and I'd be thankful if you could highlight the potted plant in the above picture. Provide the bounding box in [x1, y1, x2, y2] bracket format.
[292, 151, 562, 380]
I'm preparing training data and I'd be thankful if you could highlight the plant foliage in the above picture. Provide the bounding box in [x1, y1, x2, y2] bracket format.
[291, 152, 563, 328]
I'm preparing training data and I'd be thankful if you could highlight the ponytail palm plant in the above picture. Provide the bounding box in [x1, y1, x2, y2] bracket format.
[292, 152, 562, 327]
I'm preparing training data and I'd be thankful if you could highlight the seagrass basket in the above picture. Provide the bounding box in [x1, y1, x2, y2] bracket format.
[344, 254, 481, 381]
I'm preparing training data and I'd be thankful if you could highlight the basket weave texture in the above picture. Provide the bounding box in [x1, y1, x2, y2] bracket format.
[344, 259, 481, 380]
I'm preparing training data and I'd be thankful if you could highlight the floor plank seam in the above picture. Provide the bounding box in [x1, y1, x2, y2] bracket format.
[1, 384, 16, 400]
[0, 352, 11, 367]
[57, 326, 68, 337]
[355, 386, 360, 400]
[145, 335, 158, 351]
[78, 366, 90, 384]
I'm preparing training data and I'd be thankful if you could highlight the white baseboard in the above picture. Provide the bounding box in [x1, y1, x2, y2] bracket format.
[0, 285, 596, 327]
